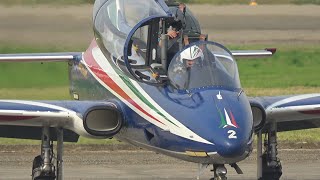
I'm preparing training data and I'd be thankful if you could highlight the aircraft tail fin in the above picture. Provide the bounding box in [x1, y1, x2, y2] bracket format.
[0, 52, 82, 62]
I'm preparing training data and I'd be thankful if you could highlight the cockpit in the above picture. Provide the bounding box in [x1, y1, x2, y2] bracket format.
[93, 0, 241, 91]
[168, 42, 241, 91]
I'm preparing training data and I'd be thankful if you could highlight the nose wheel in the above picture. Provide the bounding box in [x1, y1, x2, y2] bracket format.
[210, 165, 227, 180]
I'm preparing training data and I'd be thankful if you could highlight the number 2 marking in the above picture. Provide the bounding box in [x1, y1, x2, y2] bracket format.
[228, 130, 237, 139]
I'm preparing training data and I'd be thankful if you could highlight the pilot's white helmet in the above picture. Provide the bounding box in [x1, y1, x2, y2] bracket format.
[180, 45, 203, 63]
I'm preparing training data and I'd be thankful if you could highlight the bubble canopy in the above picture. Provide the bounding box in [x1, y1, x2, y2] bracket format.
[168, 41, 241, 90]
[93, 0, 169, 64]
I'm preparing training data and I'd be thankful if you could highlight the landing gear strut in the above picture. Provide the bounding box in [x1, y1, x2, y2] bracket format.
[32, 126, 64, 180]
[257, 120, 282, 180]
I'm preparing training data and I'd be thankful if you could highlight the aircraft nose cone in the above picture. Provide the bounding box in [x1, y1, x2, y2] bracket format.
[216, 139, 246, 158]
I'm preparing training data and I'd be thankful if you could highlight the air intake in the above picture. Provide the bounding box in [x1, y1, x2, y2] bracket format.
[83, 106, 123, 137]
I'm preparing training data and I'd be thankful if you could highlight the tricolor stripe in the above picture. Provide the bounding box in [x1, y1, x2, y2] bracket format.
[82, 45, 213, 145]
[219, 108, 238, 129]
[120, 76, 179, 127]
[84, 49, 164, 125]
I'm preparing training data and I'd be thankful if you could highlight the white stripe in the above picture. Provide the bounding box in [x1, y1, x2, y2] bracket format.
[129, 80, 213, 144]
[267, 104, 320, 113]
[224, 108, 236, 128]
[92, 48, 169, 129]
[85, 47, 213, 145]
[0, 100, 74, 113]
[267, 94, 320, 111]
[83, 48, 168, 130]
[0, 100, 90, 138]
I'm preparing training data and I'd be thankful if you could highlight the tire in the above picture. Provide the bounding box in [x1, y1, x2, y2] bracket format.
[261, 154, 282, 180]
[32, 155, 55, 180]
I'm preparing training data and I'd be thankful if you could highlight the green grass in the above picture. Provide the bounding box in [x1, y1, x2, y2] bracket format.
[0, 62, 69, 88]
[0, 45, 83, 89]
[0, 87, 70, 100]
[236, 46, 320, 88]
[181, 0, 320, 5]
[278, 129, 320, 142]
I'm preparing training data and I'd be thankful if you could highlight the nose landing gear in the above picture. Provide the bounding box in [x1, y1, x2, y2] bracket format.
[210, 165, 227, 180]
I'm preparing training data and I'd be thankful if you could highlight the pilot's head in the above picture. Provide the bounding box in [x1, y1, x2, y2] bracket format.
[180, 45, 203, 68]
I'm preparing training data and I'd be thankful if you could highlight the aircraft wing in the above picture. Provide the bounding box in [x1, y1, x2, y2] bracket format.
[0, 52, 82, 62]
[250, 94, 320, 132]
[0, 100, 123, 141]
[231, 48, 276, 59]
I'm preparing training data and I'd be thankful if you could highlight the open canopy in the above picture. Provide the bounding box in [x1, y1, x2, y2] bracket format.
[93, 0, 169, 61]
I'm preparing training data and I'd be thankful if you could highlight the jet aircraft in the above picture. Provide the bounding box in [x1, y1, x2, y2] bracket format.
[0, 0, 320, 179]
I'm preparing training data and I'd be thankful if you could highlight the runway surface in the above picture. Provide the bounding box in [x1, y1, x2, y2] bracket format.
[0, 5, 320, 46]
[0, 145, 320, 180]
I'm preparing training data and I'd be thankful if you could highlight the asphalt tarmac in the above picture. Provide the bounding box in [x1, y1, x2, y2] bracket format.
[0, 145, 320, 180]
[0, 5, 320, 46]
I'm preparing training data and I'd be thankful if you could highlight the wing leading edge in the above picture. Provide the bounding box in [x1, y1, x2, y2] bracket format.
[231, 48, 276, 59]
[0, 52, 82, 62]
[250, 94, 320, 132]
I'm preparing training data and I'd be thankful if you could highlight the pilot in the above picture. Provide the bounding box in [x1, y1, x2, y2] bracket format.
[169, 45, 204, 89]
[180, 45, 203, 69]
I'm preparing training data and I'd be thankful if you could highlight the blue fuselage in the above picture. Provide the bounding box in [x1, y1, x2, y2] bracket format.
[69, 46, 254, 164]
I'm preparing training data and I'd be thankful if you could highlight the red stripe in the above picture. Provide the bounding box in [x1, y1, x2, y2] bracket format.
[83, 40, 164, 125]
[0, 115, 38, 121]
[300, 110, 320, 115]
[229, 111, 239, 128]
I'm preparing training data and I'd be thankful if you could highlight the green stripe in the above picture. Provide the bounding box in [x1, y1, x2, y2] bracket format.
[218, 109, 227, 128]
[120, 76, 179, 128]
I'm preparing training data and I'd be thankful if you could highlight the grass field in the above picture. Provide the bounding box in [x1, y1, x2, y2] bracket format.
[1, 45, 319, 89]
[0, 0, 319, 5]
[181, 0, 320, 5]
[0, 45, 77, 88]
[238, 47, 320, 88]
